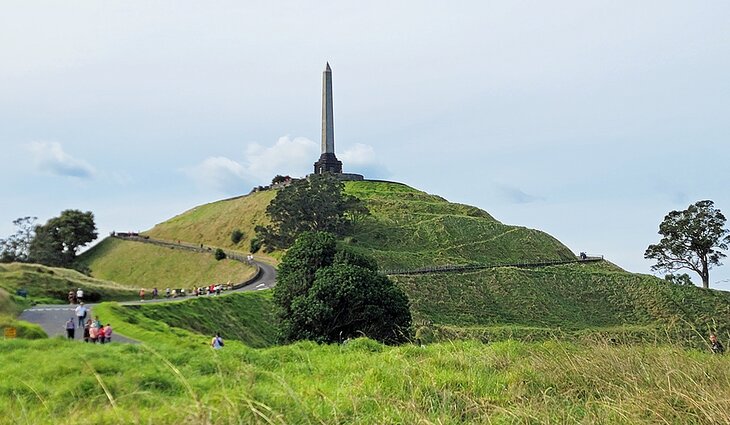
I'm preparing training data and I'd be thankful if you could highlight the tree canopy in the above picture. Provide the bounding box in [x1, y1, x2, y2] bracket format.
[645, 200, 730, 289]
[0, 216, 37, 263]
[273, 231, 411, 344]
[29, 209, 98, 267]
[255, 174, 368, 250]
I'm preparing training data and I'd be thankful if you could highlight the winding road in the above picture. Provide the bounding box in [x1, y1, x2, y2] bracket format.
[19, 260, 277, 342]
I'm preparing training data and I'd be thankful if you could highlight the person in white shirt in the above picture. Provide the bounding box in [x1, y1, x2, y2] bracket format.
[75, 303, 87, 327]
[76, 288, 84, 302]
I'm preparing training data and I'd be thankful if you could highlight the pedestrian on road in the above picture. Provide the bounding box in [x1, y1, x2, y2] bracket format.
[89, 322, 98, 343]
[65, 318, 75, 339]
[75, 302, 87, 327]
[76, 288, 84, 303]
[68, 291, 75, 304]
[97, 325, 106, 344]
[152, 288, 158, 299]
[139, 288, 146, 301]
[103, 324, 113, 343]
[211, 332, 224, 349]
[83, 319, 91, 342]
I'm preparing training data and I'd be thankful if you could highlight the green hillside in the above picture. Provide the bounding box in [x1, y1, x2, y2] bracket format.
[125, 179, 730, 340]
[343, 181, 575, 269]
[395, 262, 730, 345]
[145, 190, 276, 254]
[108, 291, 276, 348]
[145, 180, 576, 269]
[78, 237, 257, 290]
[0, 262, 138, 304]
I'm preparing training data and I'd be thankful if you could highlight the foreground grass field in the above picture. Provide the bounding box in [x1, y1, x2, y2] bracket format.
[78, 238, 257, 290]
[1, 336, 728, 424]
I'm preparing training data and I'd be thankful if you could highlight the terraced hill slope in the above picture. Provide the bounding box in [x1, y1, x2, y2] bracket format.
[144, 180, 575, 269]
[77, 237, 257, 289]
[343, 181, 575, 269]
[394, 262, 730, 343]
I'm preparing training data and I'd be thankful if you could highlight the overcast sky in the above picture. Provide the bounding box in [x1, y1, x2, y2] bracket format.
[2, 1, 729, 290]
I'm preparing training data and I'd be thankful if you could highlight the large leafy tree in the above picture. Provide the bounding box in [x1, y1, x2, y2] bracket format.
[274, 231, 411, 344]
[29, 210, 98, 267]
[645, 200, 730, 289]
[0, 216, 37, 263]
[255, 174, 368, 250]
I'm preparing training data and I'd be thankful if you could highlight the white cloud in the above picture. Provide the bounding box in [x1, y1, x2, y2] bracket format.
[243, 136, 319, 179]
[27, 141, 95, 178]
[188, 137, 389, 194]
[339, 143, 389, 178]
[187, 136, 318, 194]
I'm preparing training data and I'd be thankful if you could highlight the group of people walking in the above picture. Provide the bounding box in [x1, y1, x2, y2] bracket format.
[63, 302, 113, 343]
[138, 284, 233, 301]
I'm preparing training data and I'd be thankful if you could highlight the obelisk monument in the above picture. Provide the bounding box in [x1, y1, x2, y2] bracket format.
[313, 62, 343, 174]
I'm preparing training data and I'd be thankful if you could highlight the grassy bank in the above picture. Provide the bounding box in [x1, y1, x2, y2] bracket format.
[0, 337, 728, 424]
[0, 288, 46, 339]
[95, 291, 277, 349]
[395, 262, 730, 336]
[145, 190, 276, 253]
[78, 238, 257, 290]
[0, 262, 138, 304]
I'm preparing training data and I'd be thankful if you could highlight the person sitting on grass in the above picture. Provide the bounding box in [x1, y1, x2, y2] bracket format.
[710, 334, 724, 354]
[211, 333, 224, 350]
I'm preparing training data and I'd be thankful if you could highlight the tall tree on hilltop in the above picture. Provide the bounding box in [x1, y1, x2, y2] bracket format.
[29, 210, 98, 267]
[645, 200, 730, 289]
[255, 174, 368, 250]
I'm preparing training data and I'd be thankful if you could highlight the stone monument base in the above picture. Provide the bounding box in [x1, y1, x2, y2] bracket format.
[313, 153, 342, 174]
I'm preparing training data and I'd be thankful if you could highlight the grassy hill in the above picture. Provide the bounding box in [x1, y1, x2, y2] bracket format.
[0, 262, 139, 304]
[145, 190, 276, 254]
[99, 291, 276, 348]
[77, 237, 257, 290]
[123, 179, 730, 341]
[145, 180, 576, 269]
[343, 181, 575, 269]
[394, 262, 730, 346]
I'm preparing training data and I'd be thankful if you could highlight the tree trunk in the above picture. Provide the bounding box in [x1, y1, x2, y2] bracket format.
[702, 257, 710, 289]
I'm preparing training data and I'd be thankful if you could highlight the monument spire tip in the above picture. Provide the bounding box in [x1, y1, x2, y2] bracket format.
[325, 62, 331, 71]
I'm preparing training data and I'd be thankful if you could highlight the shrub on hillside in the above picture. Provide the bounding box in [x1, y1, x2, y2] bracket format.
[274, 231, 411, 344]
[230, 229, 244, 244]
[249, 238, 262, 254]
[214, 248, 226, 261]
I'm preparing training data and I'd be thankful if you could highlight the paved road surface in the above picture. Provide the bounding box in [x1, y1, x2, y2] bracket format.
[19, 260, 277, 343]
